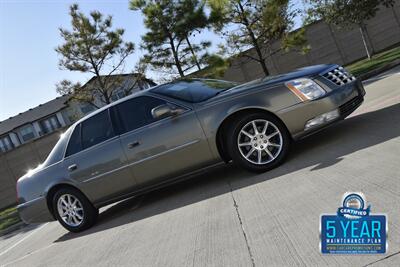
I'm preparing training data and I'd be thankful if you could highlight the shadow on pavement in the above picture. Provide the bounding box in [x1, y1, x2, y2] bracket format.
[55, 103, 400, 243]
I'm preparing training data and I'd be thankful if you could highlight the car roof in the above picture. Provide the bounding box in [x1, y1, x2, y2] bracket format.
[69, 77, 233, 128]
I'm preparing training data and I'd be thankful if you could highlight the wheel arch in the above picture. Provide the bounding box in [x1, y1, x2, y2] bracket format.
[46, 183, 88, 218]
[215, 108, 291, 162]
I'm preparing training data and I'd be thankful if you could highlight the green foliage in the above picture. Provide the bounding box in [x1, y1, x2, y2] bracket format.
[0, 216, 20, 231]
[346, 46, 400, 77]
[56, 4, 137, 106]
[0, 206, 20, 231]
[189, 53, 230, 78]
[0, 206, 17, 218]
[130, 0, 211, 78]
[208, 0, 308, 76]
[306, 0, 395, 59]
[306, 0, 395, 28]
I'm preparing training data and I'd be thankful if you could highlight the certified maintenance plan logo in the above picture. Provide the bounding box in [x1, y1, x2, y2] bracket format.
[320, 192, 387, 254]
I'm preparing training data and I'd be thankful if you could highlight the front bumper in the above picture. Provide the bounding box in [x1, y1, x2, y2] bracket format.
[278, 79, 365, 140]
[17, 196, 55, 224]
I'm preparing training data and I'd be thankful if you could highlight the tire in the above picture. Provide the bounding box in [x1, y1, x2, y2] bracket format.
[227, 112, 291, 173]
[52, 187, 98, 232]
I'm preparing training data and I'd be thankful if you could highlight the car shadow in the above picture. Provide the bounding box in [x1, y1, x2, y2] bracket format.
[54, 103, 400, 242]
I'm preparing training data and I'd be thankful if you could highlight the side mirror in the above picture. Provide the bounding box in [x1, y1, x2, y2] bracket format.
[151, 104, 178, 119]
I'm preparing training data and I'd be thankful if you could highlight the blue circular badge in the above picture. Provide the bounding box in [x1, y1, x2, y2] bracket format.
[343, 193, 365, 210]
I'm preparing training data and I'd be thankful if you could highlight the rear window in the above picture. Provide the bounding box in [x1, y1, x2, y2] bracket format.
[151, 79, 237, 103]
[42, 128, 72, 167]
[65, 124, 82, 157]
[81, 110, 115, 149]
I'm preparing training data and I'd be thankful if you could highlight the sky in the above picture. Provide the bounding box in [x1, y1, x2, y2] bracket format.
[0, 0, 304, 122]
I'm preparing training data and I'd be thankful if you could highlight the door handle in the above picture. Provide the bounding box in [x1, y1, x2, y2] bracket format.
[127, 141, 140, 149]
[68, 164, 78, 172]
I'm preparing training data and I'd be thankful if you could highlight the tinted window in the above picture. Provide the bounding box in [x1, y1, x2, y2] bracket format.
[19, 125, 35, 142]
[81, 110, 115, 149]
[116, 96, 168, 134]
[42, 128, 72, 166]
[65, 125, 82, 157]
[151, 79, 237, 103]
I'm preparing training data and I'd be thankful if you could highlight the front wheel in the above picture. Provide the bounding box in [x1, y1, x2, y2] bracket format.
[227, 113, 291, 173]
[52, 187, 98, 232]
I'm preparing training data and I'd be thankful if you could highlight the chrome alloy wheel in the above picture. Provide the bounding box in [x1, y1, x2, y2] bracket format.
[237, 119, 283, 165]
[57, 194, 84, 227]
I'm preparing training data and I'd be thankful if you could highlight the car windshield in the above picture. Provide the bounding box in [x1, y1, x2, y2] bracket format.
[151, 79, 238, 103]
[42, 127, 72, 167]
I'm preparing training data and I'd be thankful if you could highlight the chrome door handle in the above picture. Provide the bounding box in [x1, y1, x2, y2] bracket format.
[68, 164, 77, 172]
[127, 141, 140, 149]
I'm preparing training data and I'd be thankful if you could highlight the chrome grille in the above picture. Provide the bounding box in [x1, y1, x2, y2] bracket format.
[322, 66, 356, 86]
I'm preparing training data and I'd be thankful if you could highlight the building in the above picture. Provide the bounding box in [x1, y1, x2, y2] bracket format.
[0, 73, 156, 209]
[0, 73, 155, 154]
[0, 95, 69, 153]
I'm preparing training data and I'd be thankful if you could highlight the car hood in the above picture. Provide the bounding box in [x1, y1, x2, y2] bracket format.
[219, 64, 336, 95]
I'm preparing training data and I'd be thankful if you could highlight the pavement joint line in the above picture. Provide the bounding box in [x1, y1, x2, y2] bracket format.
[227, 180, 256, 267]
[0, 223, 48, 258]
[1, 242, 55, 267]
[0, 196, 145, 266]
[362, 250, 400, 267]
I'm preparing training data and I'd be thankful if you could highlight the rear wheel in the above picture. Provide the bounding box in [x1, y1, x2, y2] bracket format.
[227, 113, 291, 172]
[52, 187, 98, 232]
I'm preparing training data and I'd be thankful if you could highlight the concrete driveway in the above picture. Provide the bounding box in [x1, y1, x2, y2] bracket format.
[1, 67, 399, 267]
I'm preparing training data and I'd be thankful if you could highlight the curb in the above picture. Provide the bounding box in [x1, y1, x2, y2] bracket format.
[358, 59, 400, 81]
[0, 221, 26, 237]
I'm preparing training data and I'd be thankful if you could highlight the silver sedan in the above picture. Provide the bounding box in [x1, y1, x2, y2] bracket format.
[17, 64, 365, 232]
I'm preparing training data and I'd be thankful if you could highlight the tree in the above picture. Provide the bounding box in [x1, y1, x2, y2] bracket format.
[56, 4, 137, 108]
[208, 0, 308, 76]
[190, 53, 230, 78]
[130, 0, 211, 78]
[306, 0, 395, 59]
[176, 0, 212, 71]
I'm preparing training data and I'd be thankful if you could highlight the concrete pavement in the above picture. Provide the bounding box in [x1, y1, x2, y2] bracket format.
[1, 67, 399, 267]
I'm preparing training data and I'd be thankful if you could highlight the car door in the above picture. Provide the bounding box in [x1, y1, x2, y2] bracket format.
[115, 95, 214, 188]
[63, 109, 137, 204]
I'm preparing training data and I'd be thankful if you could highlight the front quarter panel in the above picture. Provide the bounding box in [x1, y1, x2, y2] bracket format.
[194, 84, 300, 159]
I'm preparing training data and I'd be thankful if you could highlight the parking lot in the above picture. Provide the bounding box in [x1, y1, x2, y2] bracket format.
[0, 66, 399, 267]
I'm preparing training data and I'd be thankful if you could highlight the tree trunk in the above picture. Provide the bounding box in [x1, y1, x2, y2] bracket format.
[359, 24, 373, 60]
[237, 1, 270, 76]
[186, 35, 201, 71]
[102, 91, 111, 104]
[168, 35, 185, 77]
[255, 47, 270, 76]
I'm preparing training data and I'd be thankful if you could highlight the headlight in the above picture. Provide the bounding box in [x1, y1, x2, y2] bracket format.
[285, 78, 326, 101]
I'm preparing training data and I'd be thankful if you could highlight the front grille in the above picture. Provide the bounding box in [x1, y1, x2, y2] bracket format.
[322, 67, 356, 86]
[339, 95, 363, 117]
